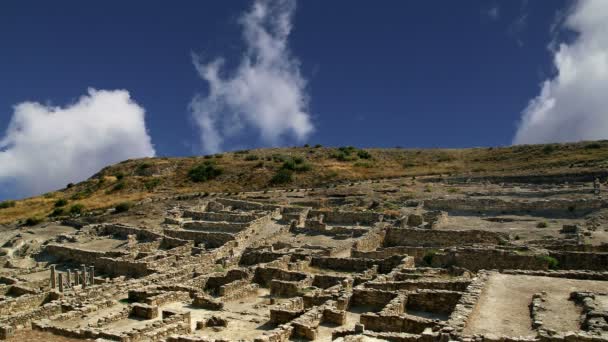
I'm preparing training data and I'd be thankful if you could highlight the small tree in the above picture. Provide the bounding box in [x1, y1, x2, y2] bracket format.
[54, 199, 68, 207]
[188, 162, 223, 182]
[271, 169, 293, 185]
[114, 202, 132, 213]
[69, 204, 85, 216]
[0, 200, 16, 209]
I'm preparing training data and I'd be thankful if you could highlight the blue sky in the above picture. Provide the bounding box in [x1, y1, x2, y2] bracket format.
[2, 0, 608, 199]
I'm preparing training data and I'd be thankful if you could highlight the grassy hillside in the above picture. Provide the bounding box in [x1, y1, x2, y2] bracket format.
[2, 140, 608, 224]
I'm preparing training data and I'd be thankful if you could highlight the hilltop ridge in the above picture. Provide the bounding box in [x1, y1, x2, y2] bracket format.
[1, 140, 608, 224]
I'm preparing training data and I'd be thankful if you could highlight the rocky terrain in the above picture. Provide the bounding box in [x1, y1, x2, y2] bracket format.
[0, 142, 607, 341]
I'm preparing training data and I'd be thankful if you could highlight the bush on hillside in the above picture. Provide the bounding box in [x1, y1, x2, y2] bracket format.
[114, 202, 132, 213]
[270, 169, 293, 185]
[54, 199, 68, 208]
[188, 161, 223, 182]
[0, 200, 16, 209]
[69, 204, 85, 216]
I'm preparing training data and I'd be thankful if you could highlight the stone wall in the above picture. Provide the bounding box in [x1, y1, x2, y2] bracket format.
[310, 256, 405, 274]
[405, 290, 462, 315]
[163, 229, 235, 248]
[308, 210, 382, 225]
[424, 198, 605, 217]
[384, 228, 507, 247]
[253, 267, 308, 288]
[549, 251, 608, 271]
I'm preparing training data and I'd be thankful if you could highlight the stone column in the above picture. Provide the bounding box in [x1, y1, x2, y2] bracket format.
[50, 265, 56, 289]
[82, 265, 87, 289]
[89, 266, 95, 286]
[74, 270, 79, 286]
[66, 269, 72, 287]
[58, 273, 64, 292]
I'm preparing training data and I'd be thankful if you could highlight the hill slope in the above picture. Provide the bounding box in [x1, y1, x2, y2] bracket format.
[2, 140, 608, 224]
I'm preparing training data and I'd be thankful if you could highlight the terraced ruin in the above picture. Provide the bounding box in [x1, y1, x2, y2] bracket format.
[1, 150, 608, 341]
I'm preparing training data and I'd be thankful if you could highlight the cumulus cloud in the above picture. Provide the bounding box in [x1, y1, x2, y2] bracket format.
[513, 0, 608, 144]
[483, 5, 500, 21]
[190, 0, 314, 153]
[0, 88, 155, 198]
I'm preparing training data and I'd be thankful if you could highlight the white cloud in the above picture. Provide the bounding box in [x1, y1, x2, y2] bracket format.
[0, 88, 155, 198]
[485, 5, 500, 21]
[513, 0, 608, 144]
[190, 0, 314, 154]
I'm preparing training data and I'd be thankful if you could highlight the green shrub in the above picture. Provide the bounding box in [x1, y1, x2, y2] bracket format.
[354, 161, 374, 168]
[422, 250, 438, 266]
[314, 144, 322, 148]
[24, 217, 43, 226]
[270, 169, 293, 185]
[114, 202, 132, 213]
[114, 172, 125, 180]
[254, 161, 265, 168]
[188, 161, 223, 182]
[143, 178, 161, 191]
[542, 145, 557, 154]
[585, 142, 601, 149]
[447, 188, 460, 193]
[49, 208, 65, 217]
[203, 155, 213, 159]
[0, 200, 16, 209]
[112, 181, 126, 192]
[538, 255, 559, 269]
[54, 199, 68, 207]
[536, 222, 548, 228]
[332, 151, 356, 162]
[66, 183, 74, 188]
[281, 157, 311, 172]
[244, 154, 259, 161]
[234, 150, 249, 154]
[357, 150, 372, 159]
[135, 162, 152, 175]
[213, 153, 223, 158]
[69, 204, 85, 216]
[303, 144, 310, 148]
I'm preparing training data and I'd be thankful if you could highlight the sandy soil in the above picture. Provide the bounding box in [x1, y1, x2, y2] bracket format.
[5, 329, 91, 341]
[163, 288, 276, 341]
[464, 273, 608, 337]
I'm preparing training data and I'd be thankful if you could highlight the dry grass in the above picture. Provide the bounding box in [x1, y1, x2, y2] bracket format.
[2, 141, 608, 224]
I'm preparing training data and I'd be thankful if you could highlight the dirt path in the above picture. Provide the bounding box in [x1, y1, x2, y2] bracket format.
[464, 273, 608, 337]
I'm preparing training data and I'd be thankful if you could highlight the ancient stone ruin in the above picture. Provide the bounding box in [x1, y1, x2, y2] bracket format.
[1, 176, 607, 341]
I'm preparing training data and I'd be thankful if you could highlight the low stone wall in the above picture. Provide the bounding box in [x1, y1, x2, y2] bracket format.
[430, 248, 551, 271]
[549, 251, 608, 271]
[295, 224, 368, 237]
[253, 267, 308, 288]
[364, 279, 471, 292]
[384, 228, 507, 247]
[350, 288, 398, 311]
[182, 210, 260, 223]
[270, 297, 305, 324]
[424, 197, 605, 217]
[310, 256, 406, 274]
[0, 292, 52, 316]
[445, 271, 489, 334]
[312, 275, 350, 289]
[182, 220, 249, 233]
[308, 210, 382, 226]
[270, 277, 312, 297]
[216, 198, 281, 212]
[360, 311, 438, 334]
[405, 290, 462, 315]
[192, 294, 223, 310]
[352, 225, 386, 252]
[163, 228, 235, 248]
